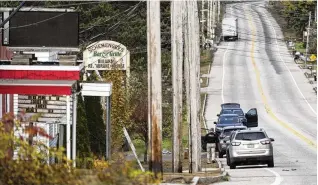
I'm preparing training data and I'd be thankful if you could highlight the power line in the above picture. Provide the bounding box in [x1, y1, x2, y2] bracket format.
[2, 12, 67, 31]
[79, 1, 144, 34]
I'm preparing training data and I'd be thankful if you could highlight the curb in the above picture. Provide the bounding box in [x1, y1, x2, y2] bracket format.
[198, 170, 227, 184]
[197, 158, 227, 184]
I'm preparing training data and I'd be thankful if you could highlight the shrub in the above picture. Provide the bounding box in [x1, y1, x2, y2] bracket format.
[0, 113, 159, 185]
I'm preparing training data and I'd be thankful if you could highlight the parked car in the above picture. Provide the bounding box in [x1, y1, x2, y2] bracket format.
[217, 103, 258, 128]
[214, 114, 244, 135]
[217, 125, 247, 158]
[226, 128, 275, 169]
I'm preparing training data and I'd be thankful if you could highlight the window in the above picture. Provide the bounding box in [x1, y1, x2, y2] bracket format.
[220, 116, 239, 124]
[235, 132, 266, 141]
[221, 109, 244, 116]
[233, 110, 244, 116]
[223, 128, 245, 136]
[247, 109, 257, 116]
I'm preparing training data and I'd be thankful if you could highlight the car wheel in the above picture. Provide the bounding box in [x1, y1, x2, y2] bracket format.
[268, 157, 274, 168]
[229, 161, 236, 169]
[226, 154, 230, 166]
[219, 151, 224, 158]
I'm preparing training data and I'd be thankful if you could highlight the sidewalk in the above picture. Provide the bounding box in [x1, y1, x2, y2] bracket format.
[293, 57, 317, 93]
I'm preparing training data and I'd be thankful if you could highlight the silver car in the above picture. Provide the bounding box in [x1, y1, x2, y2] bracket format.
[217, 126, 247, 158]
[226, 128, 275, 169]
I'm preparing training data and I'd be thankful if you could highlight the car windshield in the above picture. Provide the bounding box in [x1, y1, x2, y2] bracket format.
[219, 116, 239, 124]
[235, 132, 266, 141]
[222, 109, 244, 116]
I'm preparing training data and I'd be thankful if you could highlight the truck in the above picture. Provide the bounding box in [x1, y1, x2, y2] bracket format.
[221, 17, 238, 41]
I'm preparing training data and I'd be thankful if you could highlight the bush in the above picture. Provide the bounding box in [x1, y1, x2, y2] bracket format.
[0, 113, 159, 185]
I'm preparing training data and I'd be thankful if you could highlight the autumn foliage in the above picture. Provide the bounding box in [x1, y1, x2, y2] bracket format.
[0, 113, 159, 185]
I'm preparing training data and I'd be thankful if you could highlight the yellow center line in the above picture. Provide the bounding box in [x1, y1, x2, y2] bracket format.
[245, 5, 317, 149]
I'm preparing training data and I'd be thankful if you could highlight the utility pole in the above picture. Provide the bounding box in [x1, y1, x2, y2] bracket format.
[147, 0, 163, 177]
[207, 0, 211, 39]
[194, 0, 202, 170]
[217, 0, 220, 23]
[305, 11, 311, 68]
[186, 0, 201, 173]
[201, 0, 206, 46]
[183, 0, 192, 174]
[171, 0, 183, 173]
[212, 0, 216, 40]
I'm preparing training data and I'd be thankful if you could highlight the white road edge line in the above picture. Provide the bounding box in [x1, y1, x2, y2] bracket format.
[265, 168, 284, 185]
[221, 6, 232, 104]
[261, 6, 317, 115]
[221, 42, 230, 104]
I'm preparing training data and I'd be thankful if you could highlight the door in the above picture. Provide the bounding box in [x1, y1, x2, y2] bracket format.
[245, 108, 258, 127]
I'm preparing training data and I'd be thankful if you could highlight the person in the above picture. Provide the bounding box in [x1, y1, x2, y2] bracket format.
[205, 128, 217, 164]
[294, 51, 300, 62]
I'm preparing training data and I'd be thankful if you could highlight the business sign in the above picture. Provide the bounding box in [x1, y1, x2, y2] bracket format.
[83, 40, 130, 71]
[2, 10, 79, 48]
[18, 95, 73, 123]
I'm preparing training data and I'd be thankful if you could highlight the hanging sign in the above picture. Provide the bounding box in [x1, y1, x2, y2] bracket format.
[83, 40, 130, 71]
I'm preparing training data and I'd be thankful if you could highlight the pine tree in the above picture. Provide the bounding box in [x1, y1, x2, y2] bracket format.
[84, 72, 106, 158]
[76, 94, 91, 158]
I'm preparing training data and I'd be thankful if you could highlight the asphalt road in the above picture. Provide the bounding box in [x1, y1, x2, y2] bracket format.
[202, 1, 317, 185]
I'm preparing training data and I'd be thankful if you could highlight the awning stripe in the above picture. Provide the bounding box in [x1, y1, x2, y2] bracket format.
[0, 65, 83, 71]
[0, 79, 76, 86]
[0, 86, 72, 95]
[0, 70, 80, 80]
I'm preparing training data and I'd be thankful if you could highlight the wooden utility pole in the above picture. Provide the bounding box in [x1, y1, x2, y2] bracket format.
[212, 0, 216, 40]
[171, 0, 183, 173]
[217, 0, 220, 23]
[207, 0, 211, 39]
[305, 11, 311, 68]
[194, 0, 202, 171]
[183, 0, 192, 174]
[201, 0, 206, 46]
[186, 0, 201, 173]
[147, 0, 163, 177]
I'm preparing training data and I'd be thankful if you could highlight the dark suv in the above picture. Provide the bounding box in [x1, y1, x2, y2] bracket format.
[217, 103, 258, 128]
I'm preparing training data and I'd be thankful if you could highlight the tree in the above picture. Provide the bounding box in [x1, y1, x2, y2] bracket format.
[85, 72, 106, 158]
[103, 70, 133, 152]
[127, 61, 148, 162]
[280, 1, 317, 36]
[76, 94, 91, 158]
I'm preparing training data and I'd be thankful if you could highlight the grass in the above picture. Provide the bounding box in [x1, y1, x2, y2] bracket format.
[200, 49, 213, 133]
[200, 93, 208, 135]
[200, 50, 213, 88]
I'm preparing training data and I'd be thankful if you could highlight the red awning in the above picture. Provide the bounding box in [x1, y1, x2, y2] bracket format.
[0, 79, 76, 95]
[0, 65, 82, 95]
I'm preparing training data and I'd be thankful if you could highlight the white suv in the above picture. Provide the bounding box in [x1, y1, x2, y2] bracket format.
[226, 129, 274, 169]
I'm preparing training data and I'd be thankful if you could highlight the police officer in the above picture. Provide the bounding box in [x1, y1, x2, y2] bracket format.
[204, 128, 217, 164]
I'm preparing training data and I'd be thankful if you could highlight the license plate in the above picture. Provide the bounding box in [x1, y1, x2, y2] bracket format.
[247, 144, 254, 148]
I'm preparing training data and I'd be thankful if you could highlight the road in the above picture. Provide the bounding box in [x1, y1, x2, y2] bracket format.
[202, 1, 317, 185]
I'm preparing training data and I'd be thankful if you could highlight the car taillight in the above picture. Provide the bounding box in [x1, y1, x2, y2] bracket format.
[261, 140, 271, 145]
[231, 142, 241, 146]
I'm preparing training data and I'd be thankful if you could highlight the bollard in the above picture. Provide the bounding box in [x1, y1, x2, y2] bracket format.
[211, 144, 215, 162]
[184, 148, 189, 159]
